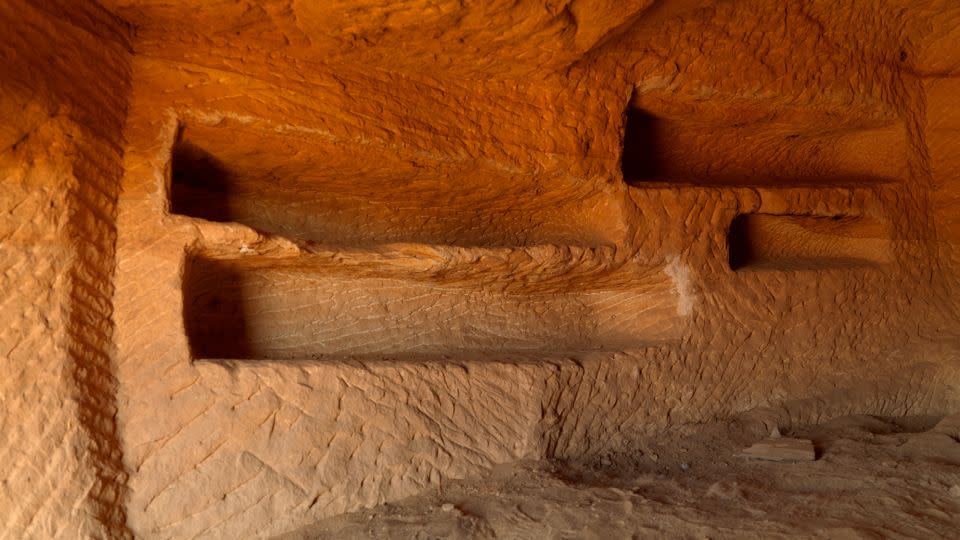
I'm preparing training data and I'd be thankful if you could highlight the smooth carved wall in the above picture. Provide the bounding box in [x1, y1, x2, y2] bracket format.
[4, 0, 960, 538]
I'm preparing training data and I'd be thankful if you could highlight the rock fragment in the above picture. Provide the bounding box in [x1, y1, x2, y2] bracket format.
[741, 437, 816, 462]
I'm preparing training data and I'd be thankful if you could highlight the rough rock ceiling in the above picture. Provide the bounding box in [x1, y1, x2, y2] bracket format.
[96, 0, 662, 78]
[96, 0, 960, 79]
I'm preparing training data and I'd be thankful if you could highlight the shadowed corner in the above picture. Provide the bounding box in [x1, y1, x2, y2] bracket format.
[621, 108, 663, 184]
[727, 214, 756, 271]
[182, 256, 253, 360]
[169, 141, 235, 223]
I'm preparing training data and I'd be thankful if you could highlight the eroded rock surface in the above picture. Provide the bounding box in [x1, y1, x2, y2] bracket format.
[281, 415, 960, 539]
[3, 0, 960, 538]
[741, 438, 816, 462]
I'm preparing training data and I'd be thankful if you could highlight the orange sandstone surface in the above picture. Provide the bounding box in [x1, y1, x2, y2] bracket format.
[3, 0, 960, 537]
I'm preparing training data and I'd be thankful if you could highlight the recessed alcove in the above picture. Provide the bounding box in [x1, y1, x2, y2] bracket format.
[181, 250, 685, 360]
[621, 106, 906, 186]
[728, 214, 892, 271]
[621, 109, 663, 182]
[169, 140, 234, 223]
[167, 122, 623, 248]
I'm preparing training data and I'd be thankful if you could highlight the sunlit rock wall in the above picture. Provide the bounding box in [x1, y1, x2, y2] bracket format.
[4, 1, 960, 538]
[0, 1, 131, 537]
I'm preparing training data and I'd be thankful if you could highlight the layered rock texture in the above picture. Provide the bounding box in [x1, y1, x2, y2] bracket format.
[3, 0, 960, 537]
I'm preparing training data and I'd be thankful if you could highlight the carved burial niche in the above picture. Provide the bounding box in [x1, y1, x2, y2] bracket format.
[620, 95, 907, 186]
[172, 121, 686, 361]
[181, 252, 684, 360]
[168, 122, 622, 248]
[727, 214, 892, 271]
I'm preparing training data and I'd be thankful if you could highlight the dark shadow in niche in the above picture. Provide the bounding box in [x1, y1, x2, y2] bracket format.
[169, 142, 234, 222]
[727, 214, 756, 271]
[182, 256, 252, 360]
[621, 109, 663, 184]
[726, 213, 891, 271]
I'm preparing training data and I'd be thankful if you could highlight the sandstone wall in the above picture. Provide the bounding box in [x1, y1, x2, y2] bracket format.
[3, 0, 960, 538]
[0, 1, 131, 537]
[103, 1, 960, 537]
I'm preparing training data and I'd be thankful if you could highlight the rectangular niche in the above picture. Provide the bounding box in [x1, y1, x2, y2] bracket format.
[181, 253, 685, 360]
[620, 106, 906, 186]
[167, 122, 621, 248]
[727, 214, 892, 271]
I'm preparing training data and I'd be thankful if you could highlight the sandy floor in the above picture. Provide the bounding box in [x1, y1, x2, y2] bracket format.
[279, 414, 960, 539]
